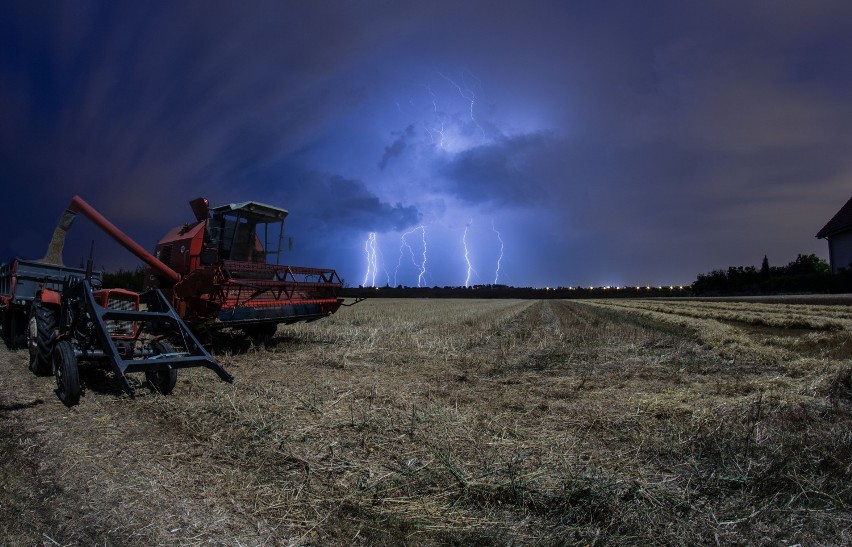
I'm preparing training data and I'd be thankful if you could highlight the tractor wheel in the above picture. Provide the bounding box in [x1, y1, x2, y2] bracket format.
[28, 300, 58, 376]
[53, 340, 81, 407]
[146, 340, 178, 395]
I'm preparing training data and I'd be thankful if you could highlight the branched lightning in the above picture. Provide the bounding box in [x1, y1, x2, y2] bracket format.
[395, 226, 428, 287]
[422, 85, 446, 148]
[362, 232, 377, 287]
[395, 227, 418, 286]
[438, 70, 485, 136]
[492, 220, 504, 284]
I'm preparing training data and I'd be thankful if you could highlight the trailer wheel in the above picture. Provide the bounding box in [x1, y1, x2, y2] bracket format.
[146, 340, 178, 395]
[28, 300, 58, 376]
[54, 340, 81, 407]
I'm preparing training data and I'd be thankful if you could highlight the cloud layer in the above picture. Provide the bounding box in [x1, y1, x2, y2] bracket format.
[1, 2, 851, 286]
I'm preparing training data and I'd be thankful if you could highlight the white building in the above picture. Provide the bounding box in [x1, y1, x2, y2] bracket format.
[817, 196, 852, 274]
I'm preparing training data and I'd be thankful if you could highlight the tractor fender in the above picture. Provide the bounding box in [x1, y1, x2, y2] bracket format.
[38, 288, 62, 306]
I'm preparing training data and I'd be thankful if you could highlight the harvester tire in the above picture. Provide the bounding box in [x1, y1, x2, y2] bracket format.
[146, 340, 178, 395]
[54, 340, 81, 407]
[28, 300, 58, 376]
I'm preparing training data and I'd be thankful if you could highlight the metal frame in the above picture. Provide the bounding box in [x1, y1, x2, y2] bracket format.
[60, 279, 233, 398]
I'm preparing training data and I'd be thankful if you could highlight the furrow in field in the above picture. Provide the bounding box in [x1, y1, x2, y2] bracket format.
[594, 299, 851, 331]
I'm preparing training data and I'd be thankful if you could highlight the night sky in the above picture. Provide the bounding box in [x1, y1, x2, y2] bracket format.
[2, 2, 851, 288]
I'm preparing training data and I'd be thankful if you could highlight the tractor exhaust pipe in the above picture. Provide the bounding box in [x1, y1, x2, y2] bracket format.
[39, 195, 181, 285]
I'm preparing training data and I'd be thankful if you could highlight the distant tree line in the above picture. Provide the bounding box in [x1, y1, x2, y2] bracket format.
[344, 285, 689, 299]
[692, 254, 852, 295]
[99, 254, 852, 298]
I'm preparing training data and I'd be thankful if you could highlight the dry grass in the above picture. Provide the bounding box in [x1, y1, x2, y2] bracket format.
[1, 297, 851, 545]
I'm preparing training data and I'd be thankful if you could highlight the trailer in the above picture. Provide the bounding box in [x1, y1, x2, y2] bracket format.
[0, 259, 99, 350]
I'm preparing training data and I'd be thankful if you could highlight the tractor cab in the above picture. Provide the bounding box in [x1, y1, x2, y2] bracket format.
[206, 201, 288, 265]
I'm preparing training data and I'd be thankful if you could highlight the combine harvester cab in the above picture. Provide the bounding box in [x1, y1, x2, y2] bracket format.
[145, 198, 344, 342]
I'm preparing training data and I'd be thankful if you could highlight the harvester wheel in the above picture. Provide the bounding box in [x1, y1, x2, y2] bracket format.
[54, 340, 81, 407]
[28, 300, 58, 376]
[146, 340, 178, 395]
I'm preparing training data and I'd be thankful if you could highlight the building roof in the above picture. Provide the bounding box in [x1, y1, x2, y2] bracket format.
[817, 196, 852, 239]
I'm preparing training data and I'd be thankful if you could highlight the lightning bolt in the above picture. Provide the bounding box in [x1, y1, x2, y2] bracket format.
[438, 70, 485, 137]
[362, 232, 377, 287]
[396, 227, 419, 286]
[395, 225, 428, 287]
[421, 83, 449, 149]
[463, 219, 477, 288]
[418, 226, 428, 287]
[492, 220, 504, 285]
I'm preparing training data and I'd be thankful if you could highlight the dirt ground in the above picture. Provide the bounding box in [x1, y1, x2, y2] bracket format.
[1, 299, 850, 545]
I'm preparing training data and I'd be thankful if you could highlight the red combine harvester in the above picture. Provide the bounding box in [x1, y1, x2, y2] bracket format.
[0, 195, 347, 406]
[55, 196, 346, 342]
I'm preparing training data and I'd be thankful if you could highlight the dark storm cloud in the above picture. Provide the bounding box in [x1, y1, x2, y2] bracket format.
[0, 2, 422, 265]
[379, 124, 416, 171]
[287, 172, 421, 233]
[2, 1, 851, 284]
[438, 133, 560, 207]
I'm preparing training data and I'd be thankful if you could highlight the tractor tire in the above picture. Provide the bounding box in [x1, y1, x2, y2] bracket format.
[54, 340, 81, 407]
[28, 300, 58, 376]
[146, 340, 178, 395]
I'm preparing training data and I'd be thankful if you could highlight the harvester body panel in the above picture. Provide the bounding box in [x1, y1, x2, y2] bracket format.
[143, 198, 343, 332]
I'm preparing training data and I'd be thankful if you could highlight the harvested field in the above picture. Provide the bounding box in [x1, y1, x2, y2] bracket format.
[1, 298, 851, 545]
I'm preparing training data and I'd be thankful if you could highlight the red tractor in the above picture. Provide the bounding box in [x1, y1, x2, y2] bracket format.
[43, 195, 346, 344]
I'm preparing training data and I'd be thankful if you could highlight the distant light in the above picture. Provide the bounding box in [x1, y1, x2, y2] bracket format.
[645, 286, 651, 290]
